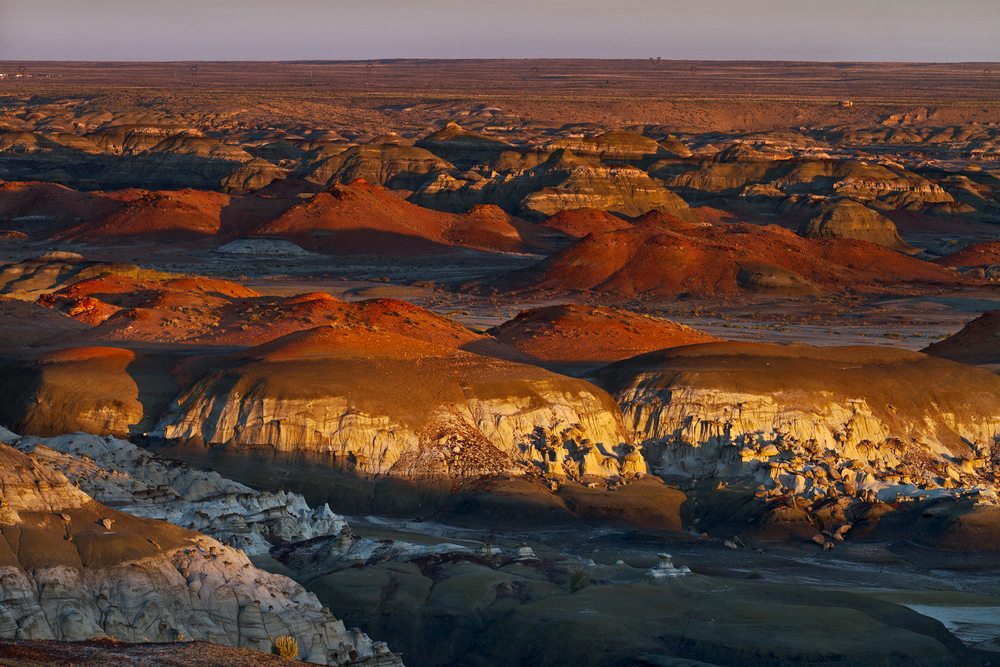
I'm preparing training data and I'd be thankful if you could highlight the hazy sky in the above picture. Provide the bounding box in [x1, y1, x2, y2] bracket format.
[1, 0, 998, 62]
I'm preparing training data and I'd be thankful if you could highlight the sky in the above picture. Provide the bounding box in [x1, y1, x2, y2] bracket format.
[1, 0, 998, 63]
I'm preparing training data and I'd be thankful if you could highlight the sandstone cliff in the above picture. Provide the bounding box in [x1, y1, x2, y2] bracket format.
[155, 327, 638, 485]
[594, 343, 1000, 508]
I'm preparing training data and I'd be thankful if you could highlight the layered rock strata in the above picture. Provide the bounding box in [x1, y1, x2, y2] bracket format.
[595, 342, 1000, 507]
[797, 199, 919, 254]
[155, 327, 640, 484]
[2, 428, 346, 556]
[0, 438, 400, 665]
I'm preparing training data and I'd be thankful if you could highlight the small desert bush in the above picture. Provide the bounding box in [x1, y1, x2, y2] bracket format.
[569, 568, 590, 592]
[271, 635, 299, 658]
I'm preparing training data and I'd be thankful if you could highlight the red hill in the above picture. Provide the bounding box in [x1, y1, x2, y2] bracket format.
[489, 304, 720, 364]
[491, 224, 966, 298]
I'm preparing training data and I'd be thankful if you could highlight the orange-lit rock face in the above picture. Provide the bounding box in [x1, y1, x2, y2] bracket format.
[0, 347, 142, 437]
[489, 304, 718, 364]
[594, 342, 1000, 507]
[157, 326, 638, 480]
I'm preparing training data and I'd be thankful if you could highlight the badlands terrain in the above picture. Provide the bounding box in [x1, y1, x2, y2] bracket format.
[0, 60, 999, 666]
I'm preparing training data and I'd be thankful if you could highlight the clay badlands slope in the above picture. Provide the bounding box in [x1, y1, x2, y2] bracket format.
[0, 178, 555, 256]
[490, 221, 965, 298]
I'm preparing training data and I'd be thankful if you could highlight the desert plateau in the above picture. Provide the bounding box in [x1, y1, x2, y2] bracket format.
[0, 59, 999, 667]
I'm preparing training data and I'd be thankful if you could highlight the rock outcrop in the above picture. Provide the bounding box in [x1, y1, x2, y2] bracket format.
[0, 348, 144, 439]
[154, 327, 637, 501]
[798, 199, 919, 254]
[410, 148, 702, 222]
[4, 429, 346, 556]
[297, 144, 454, 190]
[0, 436, 400, 664]
[220, 158, 290, 195]
[594, 343, 1000, 507]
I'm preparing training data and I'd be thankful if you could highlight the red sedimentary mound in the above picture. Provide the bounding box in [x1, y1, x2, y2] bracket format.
[539, 208, 631, 240]
[489, 304, 719, 364]
[491, 224, 965, 298]
[445, 204, 552, 254]
[55, 189, 231, 242]
[248, 178, 456, 254]
[0, 181, 120, 233]
[922, 311, 1000, 364]
[933, 241, 1000, 267]
[36, 273, 533, 361]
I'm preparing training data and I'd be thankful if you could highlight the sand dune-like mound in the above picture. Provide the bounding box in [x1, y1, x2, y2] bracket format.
[922, 311, 1000, 364]
[249, 178, 456, 254]
[932, 240, 1000, 267]
[798, 199, 920, 254]
[538, 208, 631, 240]
[491, 224, 963, 298]
[55, 189, 231, 242]
[0, 347, 143, 438]
[489, 304, 719, 364]
[0, 297, 90, 346]
[0, 437, 396, 660]
[155, 326, 638, 512]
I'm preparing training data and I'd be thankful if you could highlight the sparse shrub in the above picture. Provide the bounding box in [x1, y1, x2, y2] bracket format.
[569, 568, 590, 592]
[272, 635, 299, 658]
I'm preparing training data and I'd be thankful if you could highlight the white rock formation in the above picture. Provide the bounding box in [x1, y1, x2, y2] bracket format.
[0, 437, 401, 664]
[645, 553, 691, 580]
[214, 238, 313, 256]
[1, 428, 346, 555]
